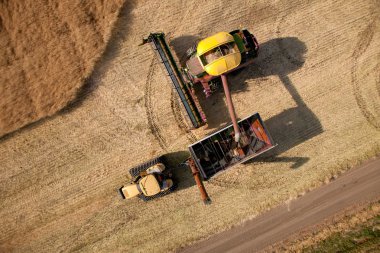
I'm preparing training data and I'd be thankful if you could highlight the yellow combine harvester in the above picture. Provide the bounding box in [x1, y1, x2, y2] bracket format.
[142, 29, 259, 131]
[184, 30, 258, 84]
[186, 31, 243, 77]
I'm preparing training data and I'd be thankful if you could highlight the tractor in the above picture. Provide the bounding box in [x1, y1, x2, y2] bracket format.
[118, 156, 175, 201]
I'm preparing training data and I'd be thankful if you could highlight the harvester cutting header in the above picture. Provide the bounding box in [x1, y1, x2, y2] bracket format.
[119, 29, 275, 204]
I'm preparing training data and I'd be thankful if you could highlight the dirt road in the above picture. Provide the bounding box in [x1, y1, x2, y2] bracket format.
[181, 158, 380, 253]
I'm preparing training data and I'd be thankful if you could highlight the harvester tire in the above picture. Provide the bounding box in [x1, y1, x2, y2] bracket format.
[129, 155, 165, 178]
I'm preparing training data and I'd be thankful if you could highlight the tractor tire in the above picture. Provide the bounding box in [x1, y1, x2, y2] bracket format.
[129, 155, 165, 178]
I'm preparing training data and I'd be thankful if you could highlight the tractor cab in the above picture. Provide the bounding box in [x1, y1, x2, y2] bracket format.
[196, 32, 242, 76]
[138, 174, 162, 196]
[119, 161, 174, 200]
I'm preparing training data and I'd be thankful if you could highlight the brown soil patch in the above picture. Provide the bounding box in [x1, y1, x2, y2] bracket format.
[0, 0, 125, 137]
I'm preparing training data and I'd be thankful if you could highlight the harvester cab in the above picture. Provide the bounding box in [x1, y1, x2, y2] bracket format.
[187, 32, 242, 77]
[185, 30, 259, 79]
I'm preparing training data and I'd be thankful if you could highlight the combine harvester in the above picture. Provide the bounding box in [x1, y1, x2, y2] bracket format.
[142, 30, 259, 135]
[119, 29, 275, 204]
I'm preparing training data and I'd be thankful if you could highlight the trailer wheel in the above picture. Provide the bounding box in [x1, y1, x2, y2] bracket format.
[129, 155, 164, 178]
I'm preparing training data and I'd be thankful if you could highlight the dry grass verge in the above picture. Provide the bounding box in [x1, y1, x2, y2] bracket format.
[265, 200, 380, 252]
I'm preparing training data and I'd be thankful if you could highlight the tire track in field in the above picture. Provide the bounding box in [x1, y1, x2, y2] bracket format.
[170, 90, 197, 143]
[0, 51, 174, 242]
[1, 56, 181, 242]
[57, 200, 133, 253]
[275, 13, 305, 68]
[351, 20, 380, 130]
[144, 57, 168, 150]
[0, 149, 135, 245]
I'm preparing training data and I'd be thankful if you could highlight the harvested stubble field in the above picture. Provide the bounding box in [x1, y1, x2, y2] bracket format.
[0, 0, 380, 252]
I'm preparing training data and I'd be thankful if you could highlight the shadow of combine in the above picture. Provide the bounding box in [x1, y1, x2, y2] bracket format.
[244, 37, 323, 168]
[171, 36, 323, 169]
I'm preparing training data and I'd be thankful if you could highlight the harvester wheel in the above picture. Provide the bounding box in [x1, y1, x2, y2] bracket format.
[129, 155, 165, 178]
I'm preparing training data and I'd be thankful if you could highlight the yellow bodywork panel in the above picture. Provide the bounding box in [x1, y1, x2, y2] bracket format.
[203, 52, 241, 76]
[197, 32, 234, 56]
[139, 174, 161, 196]
[197, 32, 242, 76]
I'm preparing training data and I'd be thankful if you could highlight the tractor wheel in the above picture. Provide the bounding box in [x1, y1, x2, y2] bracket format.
[129, 155, 164, 178]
